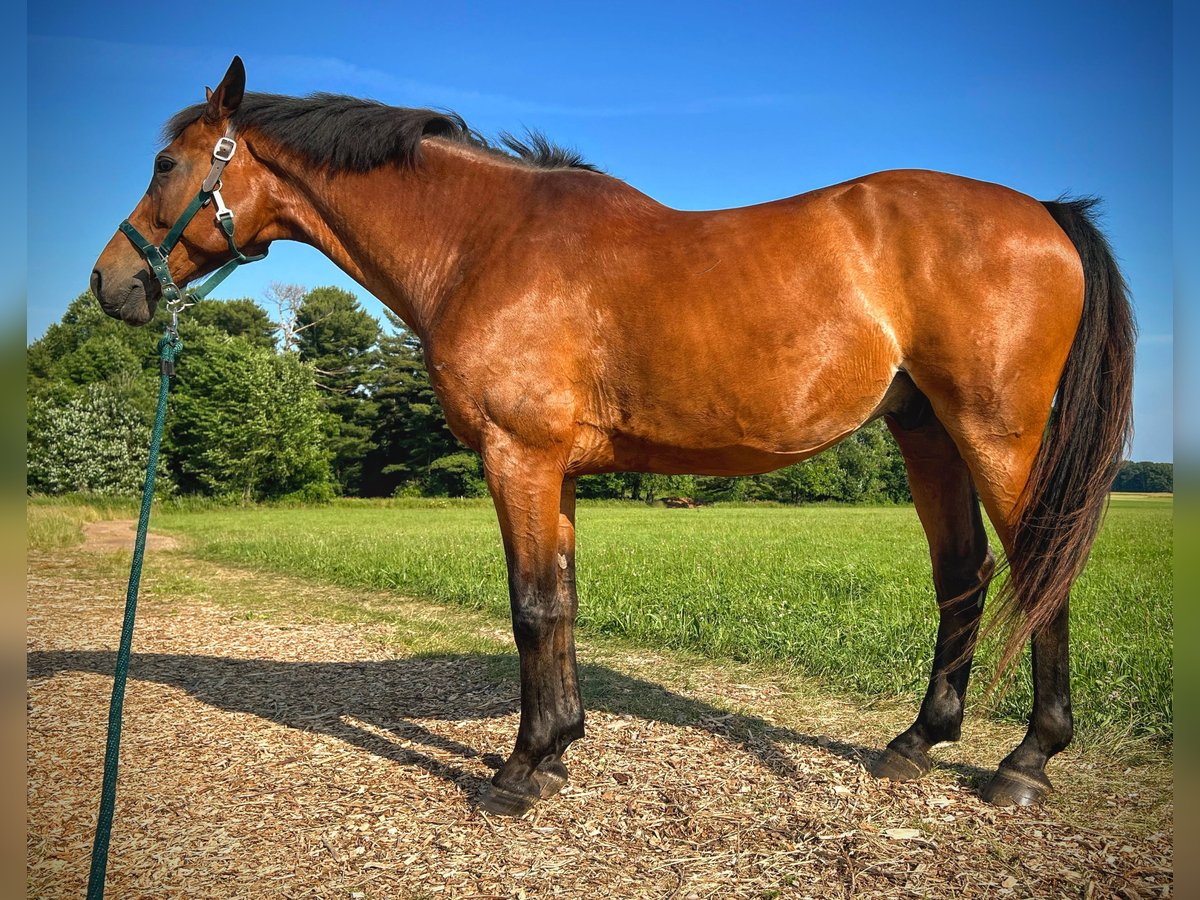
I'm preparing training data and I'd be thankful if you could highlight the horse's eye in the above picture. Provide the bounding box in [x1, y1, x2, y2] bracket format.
[155, 157, 176, 175]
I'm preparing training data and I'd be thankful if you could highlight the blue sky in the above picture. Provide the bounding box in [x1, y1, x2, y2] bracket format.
[27, 1, 1172, 460]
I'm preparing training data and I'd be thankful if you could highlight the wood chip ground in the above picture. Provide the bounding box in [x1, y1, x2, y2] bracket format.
[27, 525, 1172, 898]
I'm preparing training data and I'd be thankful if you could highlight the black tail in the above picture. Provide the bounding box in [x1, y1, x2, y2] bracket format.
[994, 197, 1136, 673]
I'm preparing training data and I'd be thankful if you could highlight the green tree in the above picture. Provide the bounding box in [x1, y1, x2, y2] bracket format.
[366, 312, 464, 495]
[167, 328, 333, 501]
[640, 474, 697, 504]
[577, 473, 630, 499]
[28, 293, 280, 420]
[28, 292, 164, 419]
[28, 293, 149, 375]
[426, 451, 488, 497]
[692, 421, 910, 504]
[27, 294, 336, 501]
[761, 454, 844, 503]
[294, 287, 381, 495]
[832, 420, 908, 502]
[1113, 460, 1173, 493]
[186, 297, 276, 349]
[1140, 462, 1174, 493]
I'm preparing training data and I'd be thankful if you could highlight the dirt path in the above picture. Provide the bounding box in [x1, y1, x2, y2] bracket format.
[27, 531, 1172, 899]
[81, 519, 180, 553]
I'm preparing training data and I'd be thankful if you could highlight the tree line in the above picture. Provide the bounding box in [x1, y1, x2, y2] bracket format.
[1111, 460, 1172, 493]
[25, 287, 1168, 502]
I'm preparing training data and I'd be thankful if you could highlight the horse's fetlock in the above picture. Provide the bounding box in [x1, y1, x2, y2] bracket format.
[1037, 705, 1074, 755]
[921, 712, 963, 745]
[560, 709, 585, 745]
[918, 677, 965, 739]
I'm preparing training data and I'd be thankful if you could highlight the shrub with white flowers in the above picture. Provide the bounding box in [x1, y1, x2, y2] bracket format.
[27, 383, 170, 495]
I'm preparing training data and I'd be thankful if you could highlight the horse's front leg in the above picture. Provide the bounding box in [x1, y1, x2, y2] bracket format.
[479, 446, 582, 816]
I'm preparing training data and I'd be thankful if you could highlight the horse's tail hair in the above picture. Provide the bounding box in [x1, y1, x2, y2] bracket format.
[991, 196, 1136, 676]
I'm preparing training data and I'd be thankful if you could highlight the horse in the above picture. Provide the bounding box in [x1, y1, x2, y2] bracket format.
[91, 57, 1135, 816]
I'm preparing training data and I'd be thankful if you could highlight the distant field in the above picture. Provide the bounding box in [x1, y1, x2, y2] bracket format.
[64, 494, 1158, 744]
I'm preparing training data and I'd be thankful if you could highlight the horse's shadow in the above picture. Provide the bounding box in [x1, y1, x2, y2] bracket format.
[27, 649, 993, 802]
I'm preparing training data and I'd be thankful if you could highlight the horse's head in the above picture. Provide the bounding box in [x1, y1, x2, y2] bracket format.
[91, 56, 273, 325]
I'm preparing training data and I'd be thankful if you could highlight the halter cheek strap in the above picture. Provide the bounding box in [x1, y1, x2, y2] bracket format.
[118, 124, 268, 323]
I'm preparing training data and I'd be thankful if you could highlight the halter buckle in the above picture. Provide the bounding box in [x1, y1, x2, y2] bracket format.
[213, 136, 237, 163]
[213, 189, 233, 222]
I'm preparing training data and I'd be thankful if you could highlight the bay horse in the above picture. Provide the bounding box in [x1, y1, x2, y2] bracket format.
[91, 58, 1135, 815]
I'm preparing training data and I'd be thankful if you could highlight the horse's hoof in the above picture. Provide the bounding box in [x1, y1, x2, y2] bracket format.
[532, 759, 569, 800]
[870, 747, 929, 782]
[982, 766, 1051, 807]
[477, 783, 540, 817]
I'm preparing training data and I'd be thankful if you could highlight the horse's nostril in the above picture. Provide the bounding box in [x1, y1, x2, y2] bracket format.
[90, 269, 103, 298]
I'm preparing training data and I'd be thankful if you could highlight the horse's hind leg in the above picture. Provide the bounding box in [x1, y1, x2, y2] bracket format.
[477, 443, 584, 816]
[980, 602, 1071, 805]
[871, 410, 995, 782]
[960, 436, 1074, 807]
[937, 417, 1074, 806]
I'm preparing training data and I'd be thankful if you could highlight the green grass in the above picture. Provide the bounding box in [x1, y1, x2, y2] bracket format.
[134, 495, 1171, 743]
[31, 493, 1170, 743]
[25, 499, 116, 549]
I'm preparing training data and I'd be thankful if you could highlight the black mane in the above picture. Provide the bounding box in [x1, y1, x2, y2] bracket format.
[164, 92, 599, 173]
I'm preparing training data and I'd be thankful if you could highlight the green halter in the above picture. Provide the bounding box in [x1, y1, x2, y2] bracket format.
[117, 126, 267, 324]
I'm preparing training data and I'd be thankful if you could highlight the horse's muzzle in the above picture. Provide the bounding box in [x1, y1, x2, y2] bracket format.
[91, 267, 159, 326]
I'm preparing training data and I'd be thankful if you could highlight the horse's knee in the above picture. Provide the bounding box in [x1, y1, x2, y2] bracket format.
[510, 594, 567, 642]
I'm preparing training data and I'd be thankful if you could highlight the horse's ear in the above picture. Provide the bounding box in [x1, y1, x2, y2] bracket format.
[204, 56, 246, 123]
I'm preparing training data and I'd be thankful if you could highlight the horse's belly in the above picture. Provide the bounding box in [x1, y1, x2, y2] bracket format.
[579, 351, 898, 477]
[603, 435, 846, 477]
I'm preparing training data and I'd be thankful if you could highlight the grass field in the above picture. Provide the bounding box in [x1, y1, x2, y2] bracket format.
[30, 494, 1172, 744]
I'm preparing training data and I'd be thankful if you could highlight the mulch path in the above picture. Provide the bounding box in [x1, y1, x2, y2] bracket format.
[27, 533, 1172, 899]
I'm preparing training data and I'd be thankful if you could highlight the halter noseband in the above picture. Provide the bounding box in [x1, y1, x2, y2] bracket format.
[118, 124, 267, 327]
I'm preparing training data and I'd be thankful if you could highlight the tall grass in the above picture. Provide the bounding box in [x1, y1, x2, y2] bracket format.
[145, 495, 1171, 742]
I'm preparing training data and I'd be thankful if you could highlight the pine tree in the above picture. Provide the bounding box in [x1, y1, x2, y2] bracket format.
[293, 287, 381, 495]
[366, 311, 464, 496]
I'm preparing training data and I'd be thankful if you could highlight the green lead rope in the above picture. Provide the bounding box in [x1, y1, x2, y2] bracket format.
[87, 330, 182, 900]
[93, 128, 263, 898]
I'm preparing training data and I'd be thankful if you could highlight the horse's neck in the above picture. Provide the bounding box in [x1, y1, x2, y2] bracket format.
[273, 141, 533, 338]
